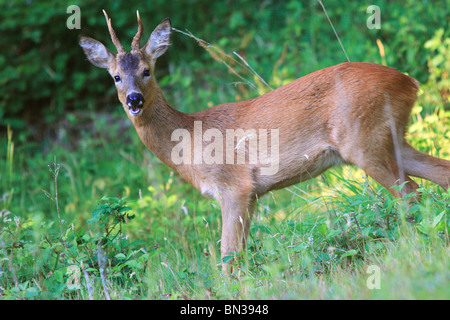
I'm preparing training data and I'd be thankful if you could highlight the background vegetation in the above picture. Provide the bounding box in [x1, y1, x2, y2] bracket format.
[0, 0, 449, 300]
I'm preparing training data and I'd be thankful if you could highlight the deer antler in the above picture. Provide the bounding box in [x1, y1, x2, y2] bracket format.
[131, 10, 144, 51]
[102, 10, 125, 54]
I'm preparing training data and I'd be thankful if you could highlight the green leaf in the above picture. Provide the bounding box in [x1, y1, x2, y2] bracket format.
[316, 253, 330, 262]
[24, 287, 39, 299]
[340, 249, 359, 259]
[431, 211, 445, 228]
[222, 255, 235, 264]
[119, 206, 132, 213]
[115, 253, 126, 260]
[125, 260, 143, 270]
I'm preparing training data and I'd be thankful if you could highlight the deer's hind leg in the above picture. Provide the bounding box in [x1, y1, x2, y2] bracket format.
[358, 152, 420, 201]
[341, 132, 420, 202]
[401, 143, 450, 190]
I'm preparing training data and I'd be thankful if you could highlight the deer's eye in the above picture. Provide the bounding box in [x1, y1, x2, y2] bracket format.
[143, 69, 150, 77]
[114, 75, 121, 82]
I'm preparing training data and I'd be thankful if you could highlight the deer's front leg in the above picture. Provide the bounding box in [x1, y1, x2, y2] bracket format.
[219, 191, 256, 274]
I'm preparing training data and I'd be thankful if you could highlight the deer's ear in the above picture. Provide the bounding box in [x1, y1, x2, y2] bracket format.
[79, 35, 116, 69]
[143, 18, 171, 59]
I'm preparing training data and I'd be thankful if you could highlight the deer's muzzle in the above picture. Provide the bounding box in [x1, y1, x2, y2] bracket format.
[126, 92, 145, 116]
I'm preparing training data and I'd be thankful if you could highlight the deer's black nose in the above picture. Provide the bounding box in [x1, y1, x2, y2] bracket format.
[126, 92, 145, 108]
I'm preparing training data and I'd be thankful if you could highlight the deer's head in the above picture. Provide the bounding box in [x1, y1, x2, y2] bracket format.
[79, 11, 171, 117]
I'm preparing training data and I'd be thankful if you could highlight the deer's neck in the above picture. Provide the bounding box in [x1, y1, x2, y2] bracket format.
[130, 85, 194, 173]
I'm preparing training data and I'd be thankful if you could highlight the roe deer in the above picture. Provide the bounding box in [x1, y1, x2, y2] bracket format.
[80, 11, 450, 272]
